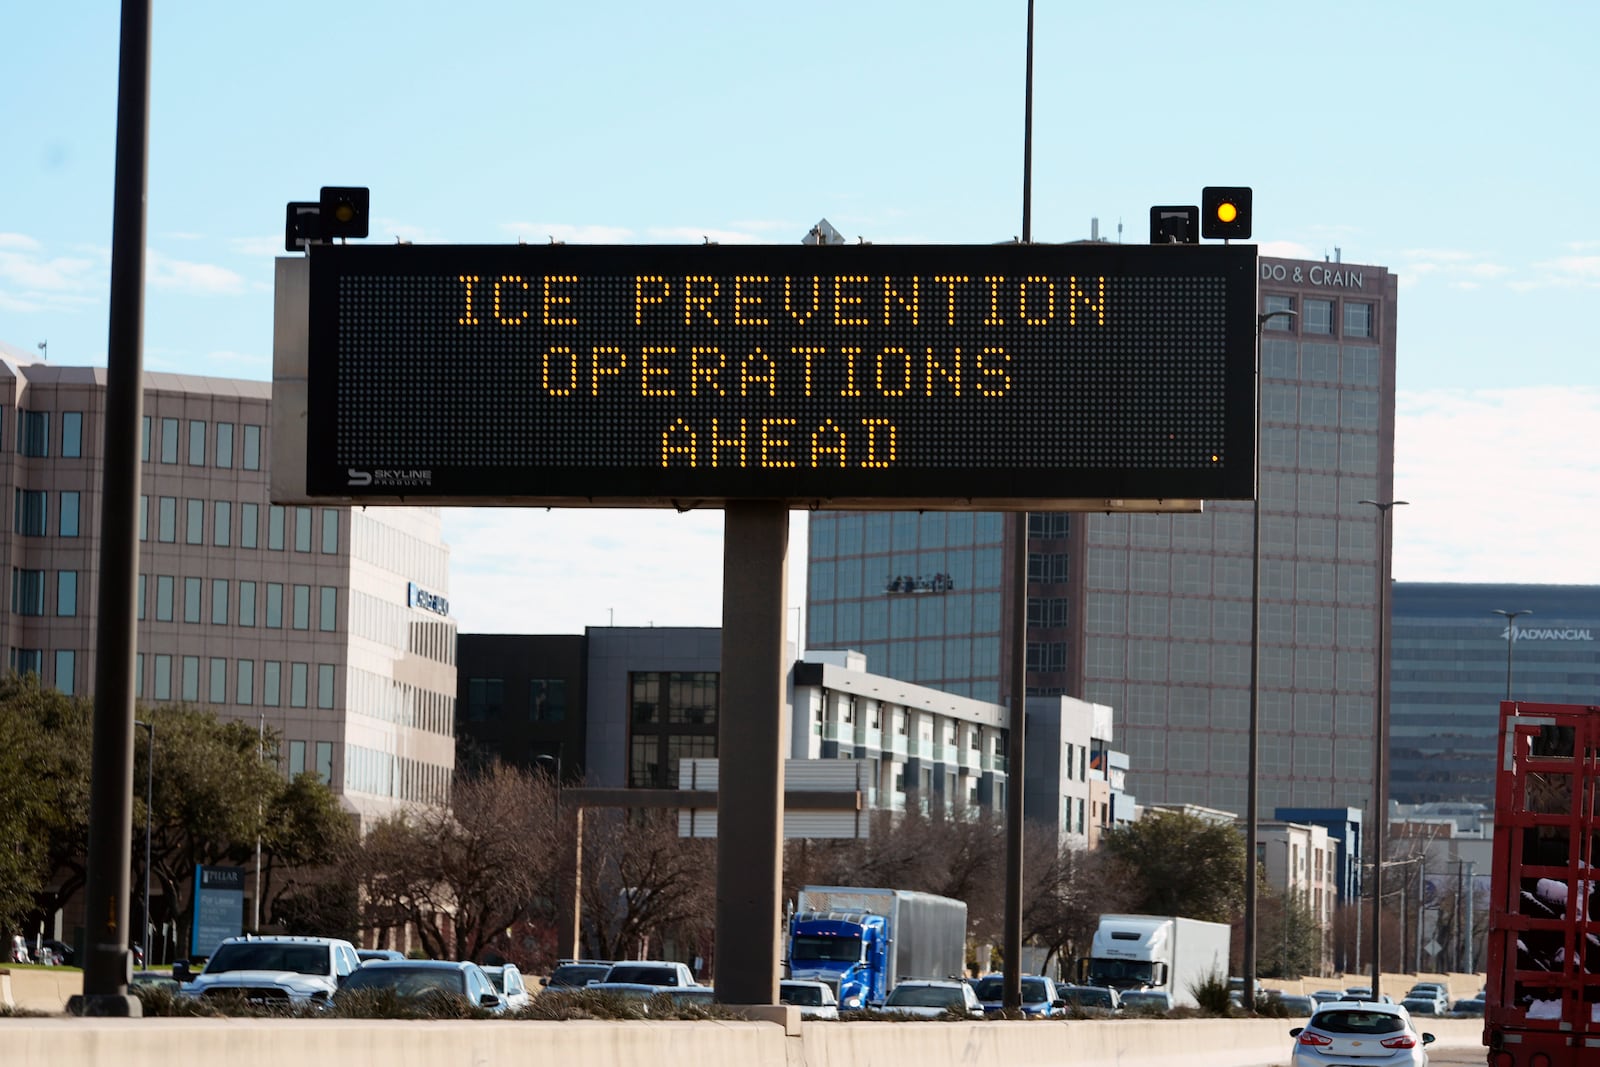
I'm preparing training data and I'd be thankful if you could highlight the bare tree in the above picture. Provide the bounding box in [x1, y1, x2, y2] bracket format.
[579, 809, 715, 964]
[357, 762, 561, 961]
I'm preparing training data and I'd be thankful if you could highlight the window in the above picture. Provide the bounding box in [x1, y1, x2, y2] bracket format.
[294, 507, 312, 552]
[153, 654, 172, 700]
[238, 581, 256, 626]
[59, 492, 79, 537]
[319, 586, 338, 631]
[628, 671, 718, 787]
[290, 662, 309, 708]
[292, 585, 310, 629]
[211, 579, 229, 625]
[321, 509, 339, 554]
[531, 679, 567, 722]
[61, 413, 82, 458]
[212, 501, 231, 546]
[56, 571, 77, 616]
[1304, 298, 1333, 335]
[158, 497, 176, 542]
[136, 575, 146, 620]
[1263, 293, 1295, 331]
[55, 650, 75, 696]
[240, 502, 259, 548]
[209, 658, 227, 703]
[139, 496, 148, 541]
[181, 656, 200, 702]
[289, 740, 306, 776]
[17, 411, 48, 457]
[188, 420, 206, 465]
[1344, 301, 1373, 338]
[318, 664, 335, 709]
[10, 649, 42, 677]
[267, 505, 285, 550]
[216, 423, 234, 468]
[264, 661, 282, 706]
[183, 577, 202, 623]
[160, 417, 179, 463]
[265, 583, 283, 628]
[236, 659, 254, 704]
[155, 576, 174, 621]
[467, 678, 503, 721]
[141, 416, 151, 461]
[243, 424, 262, 470]
[14, 490, 46, 536]
[185, 499, 204, 544]
[316, 741, 333, 785]
[12, 570, 45, 615]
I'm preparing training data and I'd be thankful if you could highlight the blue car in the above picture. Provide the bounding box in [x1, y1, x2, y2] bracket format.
[973, 974, 1064, 1017]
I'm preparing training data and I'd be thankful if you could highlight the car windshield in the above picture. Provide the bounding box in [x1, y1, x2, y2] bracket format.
[781, 984, 824, 1006]
[342, 966, 466, 996]
[790, 935, 861, 963]
[548, 964, 610, 987]
[605, 965, 678, 985]
[1122, 992, 1166, 1007]
[204, 943, 330, 976]
[887, 986, 962, 1008]
[974, 977, 1048, 1003]
[1312, 1010, 1406, 1034]
[485, 970, 508, 992]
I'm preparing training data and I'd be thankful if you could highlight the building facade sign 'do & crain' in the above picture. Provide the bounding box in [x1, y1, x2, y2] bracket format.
[305, 242, 1258, 509]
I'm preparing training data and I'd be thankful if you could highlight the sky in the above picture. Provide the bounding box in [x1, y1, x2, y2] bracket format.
[4, 2, 1599, 636]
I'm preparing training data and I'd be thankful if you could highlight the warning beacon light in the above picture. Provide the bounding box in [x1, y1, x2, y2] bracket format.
[1201, 187, 1252, 240]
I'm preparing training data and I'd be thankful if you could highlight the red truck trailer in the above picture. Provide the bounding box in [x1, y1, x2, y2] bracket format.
[1486, 701, 1600, 1066]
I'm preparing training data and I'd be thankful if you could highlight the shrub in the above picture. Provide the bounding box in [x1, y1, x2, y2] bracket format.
[1189, 971, 1233, 1016]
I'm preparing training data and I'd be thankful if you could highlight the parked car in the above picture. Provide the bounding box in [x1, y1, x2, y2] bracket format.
[482, 963, 531, 1011]
[1342, 986, 1394, 1004]
[1310, 989, 1346, 1005]
[972, 974, 1064, 1017]
[1267, 992, 1317, 1017]
[335, 959, 506, 1013]
[1400, 995, 1443, 1016]
[1402, 983, 1450, 1013]
[779, 979, 840, 1020]
[596, 960, 697, 988]
[187, 934, 361, 1009]
[881, 978, 985, 1019]
[357, 949, 407, 964]
[33, 939, 76, 966]
[1451, 997, 1486, 1016]
[1290, 1002, 1436, 1067]
[1056, 984, 1122, 1013]
[1119, 989, 1176, 1013]
[129, 969, 182, 994]
[541, 959, 614, 989]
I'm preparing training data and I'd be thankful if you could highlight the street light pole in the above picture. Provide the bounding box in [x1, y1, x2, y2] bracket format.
[135, 719, 153, 968]
[1244, 306, 1297, 1011]
[1492, 609, 1533, 701]
[1359, 498, 1407, 1001]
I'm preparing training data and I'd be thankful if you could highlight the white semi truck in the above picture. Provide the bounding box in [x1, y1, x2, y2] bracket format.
[1080, 913, 1231, 1008]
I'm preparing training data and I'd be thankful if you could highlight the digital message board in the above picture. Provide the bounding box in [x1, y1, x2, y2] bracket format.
[298, 242, 1256, 508]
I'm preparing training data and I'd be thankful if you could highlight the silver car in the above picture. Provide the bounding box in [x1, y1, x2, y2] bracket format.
[1290, 1003, 1436, 1067]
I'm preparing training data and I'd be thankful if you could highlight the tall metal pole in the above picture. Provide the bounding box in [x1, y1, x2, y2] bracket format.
[1002, 0, 1036, 1013]
[70, 0, 150, 1017]
[254, 709, 264, 931]
[1359, 498, 1407, 1001]
[1492, 609, 1532, 701]
[136, 720, 153, 969]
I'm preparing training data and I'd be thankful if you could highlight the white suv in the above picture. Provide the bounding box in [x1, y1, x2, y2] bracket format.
[188, 934, 361, 1008]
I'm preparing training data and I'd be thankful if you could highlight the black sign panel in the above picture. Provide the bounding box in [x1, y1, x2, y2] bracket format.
[305, 242, 1256, 507]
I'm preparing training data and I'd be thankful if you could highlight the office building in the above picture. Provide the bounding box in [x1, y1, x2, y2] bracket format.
[805, 253, 1399, 817]
[0, 352, 458, 825]
[1391, 582, 1600, 806]
[455, 629, 1133, 842]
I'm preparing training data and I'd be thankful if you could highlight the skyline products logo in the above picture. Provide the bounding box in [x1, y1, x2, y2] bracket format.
[347, 468, 433, 488]
[1503, 625, 1596, 642]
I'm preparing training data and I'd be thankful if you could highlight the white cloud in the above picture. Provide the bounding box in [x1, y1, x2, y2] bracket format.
[1395, 386, 1600, 583]
[0, 233, 42, 251]
[644, 226, 764, 245]
[502, 222, 636, 244]
[145, 251, 247, 295]
[441, 508, 809, 638]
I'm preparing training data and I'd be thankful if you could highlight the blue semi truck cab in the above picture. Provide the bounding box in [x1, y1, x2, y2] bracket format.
[786, 909, 890, 1009]
[785, 886, 968, 1010]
